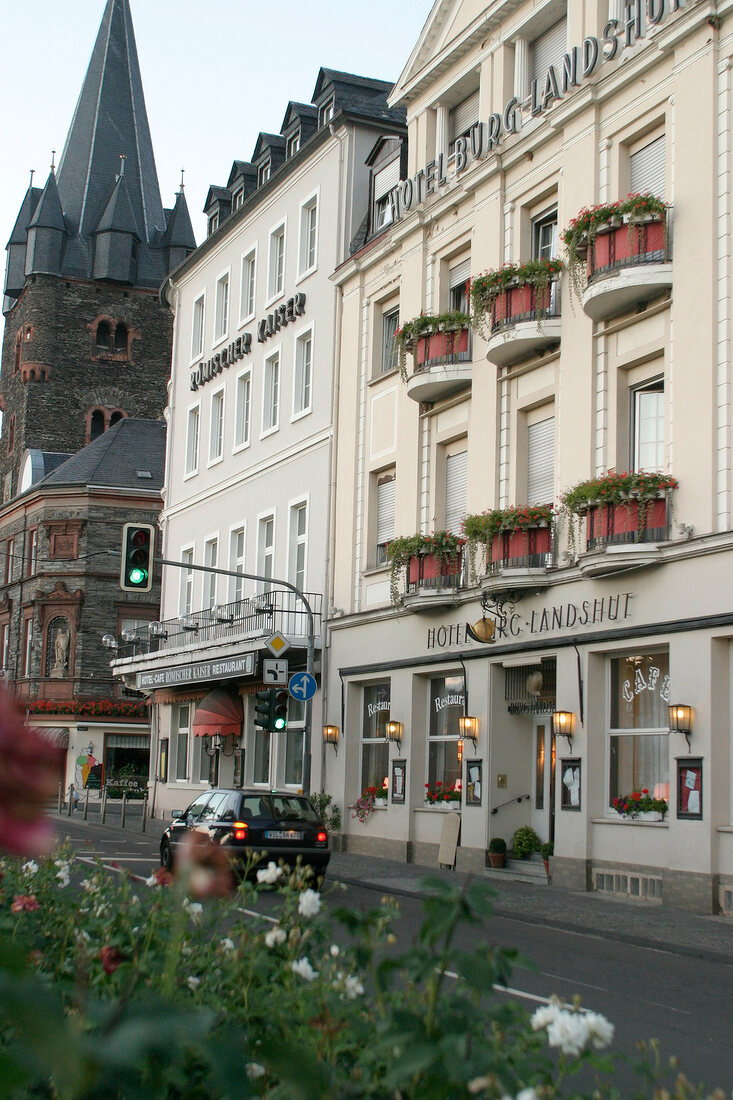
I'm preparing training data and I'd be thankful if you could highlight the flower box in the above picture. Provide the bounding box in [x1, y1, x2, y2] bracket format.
[415, 326, 470, 366]
[586, 497, 668, 549]
[491, 280, 556, 330]
[407, 551, 463, 588]
[491, 524, 552, 567]
[587, 218, 667, 280]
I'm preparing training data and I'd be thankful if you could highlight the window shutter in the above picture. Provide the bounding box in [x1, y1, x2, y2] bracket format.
[630, 136, 665, 199]
[374, 158, 401, 201]
[445, 450, 468, 534]
[527, 417, 555, 506]
[529, 19, 567, 87]
[448, 91, 480, 143]
[450, 258, 471, 288]
[376, 475, 396, 546]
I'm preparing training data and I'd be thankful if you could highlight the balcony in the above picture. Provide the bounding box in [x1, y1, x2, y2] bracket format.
[401, 551, 465, 612]
[486, 279, 561, 367]
[577, 494, 672, 577]
[405, 326, 472, 403]
[580, 214, 672, 322]
[480, 524, 555, 597]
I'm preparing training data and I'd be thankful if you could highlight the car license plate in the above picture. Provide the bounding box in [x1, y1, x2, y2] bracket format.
[265, 829, 304, 841]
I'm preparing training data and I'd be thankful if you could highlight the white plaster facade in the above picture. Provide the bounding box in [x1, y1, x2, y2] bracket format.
[325, 0, 733, 912]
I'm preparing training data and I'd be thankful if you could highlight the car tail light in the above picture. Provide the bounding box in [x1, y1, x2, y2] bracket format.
[234, 822, 248, 840]
[316, 831, 327, 844]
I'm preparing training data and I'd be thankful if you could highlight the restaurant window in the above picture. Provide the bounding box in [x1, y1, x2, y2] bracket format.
[283, 697, 305, 787]
[158, 739, 169, 783]
[252, 696, 271, 785]
[427, 675, 464, 791]
[361, 682, 390, 790]
[175, 705, 190, 781]
[608, 651, 670, 808]
[632, 379, 664, 472]
[375, 470, 395, 566]
[381, 307, 400, 374]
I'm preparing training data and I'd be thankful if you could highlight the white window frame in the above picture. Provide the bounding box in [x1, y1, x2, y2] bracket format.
[22, 616, 32, 677]
[361, 682, 391, 790]
[288, 496, 309, 595]
[191, 293, 205, 363]
[208, 213, 219, 237]
[292, 324, 314, 420]
[287, 130, 300, 158]
[239, 246, 257, 325]
[267, 221, 286, 304]
[298, 190, 319, 279]
[532, 207, 558, 261]
[179, 546, 195, 617]
[257, 512, 276, 593]
[203, 535, 219, 610]
[0, 622, 9, 671]
[258, 161, 271, 186]
[213, 268, 230, 346]
[375, 469, 396, 566]
[175, 703, 191, 782]
[632, 378, 665, 473]
[262, 348, 280, 436]
[6, 537, 15, 583]
[232, 188, 244, 211]
[606, 649, 671, 812]
[208, 386, 225, 466]
[318, 97, 334, 127]
[185, 403, 200, 478]
[233, 366, 252, 452]
[228, 523, 246, 603]
[380, 306, 400, 375]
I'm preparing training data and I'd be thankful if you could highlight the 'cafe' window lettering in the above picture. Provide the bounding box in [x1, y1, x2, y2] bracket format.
[622, 666, 670, 705]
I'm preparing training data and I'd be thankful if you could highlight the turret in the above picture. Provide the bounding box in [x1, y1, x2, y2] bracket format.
[24, 171, 66, 278]
[93, 168, 140, 283]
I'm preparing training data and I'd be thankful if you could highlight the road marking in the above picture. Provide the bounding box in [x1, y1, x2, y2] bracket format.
[443, 970, 607, 1010]
[235, 906, 279, 925]
[539, 970, 606, 992]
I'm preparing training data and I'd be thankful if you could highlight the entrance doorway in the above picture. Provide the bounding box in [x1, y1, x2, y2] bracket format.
[530, 718, 556, 845]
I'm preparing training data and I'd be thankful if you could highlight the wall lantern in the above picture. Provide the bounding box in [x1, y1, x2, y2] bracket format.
[323, 724, 340, 753]
[386, 720, 403, 746]
[669, 703, 693, 751]
[178, 614, 199, 633]
[552, 710, 576, 750]
[149, 621, 168, 639]
[101, 633, 118, 651]
[204, 732, 240, 757]
[458, 715, 479, 746]
[211, 604, 234, 625]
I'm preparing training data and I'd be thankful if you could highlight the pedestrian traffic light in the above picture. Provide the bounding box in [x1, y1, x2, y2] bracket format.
[272, 689, 289, 731]
[254, 689, 273, 732]
[120, 523, 155, 592]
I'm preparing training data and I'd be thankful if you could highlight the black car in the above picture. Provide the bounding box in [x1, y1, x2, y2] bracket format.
[159, 788, 330, 876]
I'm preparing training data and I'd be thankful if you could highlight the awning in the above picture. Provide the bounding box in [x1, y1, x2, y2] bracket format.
[35, 726, 70, 748]
[192, 688, 243, 738]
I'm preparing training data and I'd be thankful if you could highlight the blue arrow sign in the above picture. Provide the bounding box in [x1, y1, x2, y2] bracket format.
[288, 671, 317, 701]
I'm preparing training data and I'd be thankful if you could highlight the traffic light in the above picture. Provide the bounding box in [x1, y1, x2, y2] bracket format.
[272, 689, 288, 732]
[254, 690, 273, 732]
[120, 523, 155, 592]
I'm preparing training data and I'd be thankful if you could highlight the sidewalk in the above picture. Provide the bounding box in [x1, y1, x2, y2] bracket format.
[328, 849, 733, 965]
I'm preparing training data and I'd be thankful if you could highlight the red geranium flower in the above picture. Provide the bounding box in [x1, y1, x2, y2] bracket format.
[100, 945, 126, 975]
[11, 894, 39, 913]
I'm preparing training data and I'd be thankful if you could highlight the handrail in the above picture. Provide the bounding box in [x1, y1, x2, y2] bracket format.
[490, 793, 530, 816]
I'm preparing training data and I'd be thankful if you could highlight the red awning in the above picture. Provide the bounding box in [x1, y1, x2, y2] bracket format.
[192, 688, 243, 738]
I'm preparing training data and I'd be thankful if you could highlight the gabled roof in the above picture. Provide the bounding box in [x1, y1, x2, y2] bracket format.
[161, 191, 196, 251]
[56, 0, 166, 243]
[281, 102, 318, 133]
[252, 133, 286, 162]
[312, 68, 395, 103]
[203, 185, 230, 213]
[96, 174, 141, 237]
[40, 418, 166, 491]
[226, 161, 257, 189]
[28, 172, 66, 232]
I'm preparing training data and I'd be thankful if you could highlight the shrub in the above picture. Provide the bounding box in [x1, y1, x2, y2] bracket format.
[488, 836, 506, 854]
[512, 825, 542, 859]
[308, 792, 341, 832]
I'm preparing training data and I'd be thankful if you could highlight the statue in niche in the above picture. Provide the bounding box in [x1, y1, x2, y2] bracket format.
[49, 619, 70, 678]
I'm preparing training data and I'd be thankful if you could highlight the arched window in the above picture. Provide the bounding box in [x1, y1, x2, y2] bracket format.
[96, 321, 111, 350]
[114, 323, 128, 353]
[6, 415, 15, 455]
[109, 410, 124, 427]
[14, 333, 22, 374]
[90, 410, 105, 440]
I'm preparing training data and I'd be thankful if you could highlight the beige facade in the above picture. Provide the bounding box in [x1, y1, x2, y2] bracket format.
[326, 0, 733, 912]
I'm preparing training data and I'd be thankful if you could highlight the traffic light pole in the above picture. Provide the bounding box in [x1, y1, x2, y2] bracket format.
[154, 557, 316, 796]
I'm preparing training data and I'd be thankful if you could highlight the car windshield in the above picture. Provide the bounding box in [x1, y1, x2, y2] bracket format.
[268, 795, 320, 823]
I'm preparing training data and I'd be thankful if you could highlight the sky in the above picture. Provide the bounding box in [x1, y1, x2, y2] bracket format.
[0, 0, 433, 252]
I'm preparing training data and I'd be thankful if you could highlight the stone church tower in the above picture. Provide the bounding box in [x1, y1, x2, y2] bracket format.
[1, 0, 195, 501]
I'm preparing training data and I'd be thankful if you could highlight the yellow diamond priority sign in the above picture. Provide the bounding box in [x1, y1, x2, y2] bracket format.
[265, 631, 290, 657]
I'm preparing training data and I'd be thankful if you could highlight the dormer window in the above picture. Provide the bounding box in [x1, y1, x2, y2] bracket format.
[318, 98, 334, 128]
[208, 213, 219, 237]
[287, 131, 301, 158]
[258, 161, 271, 187]
[372, 155, 401, 232]
[232, 188, 244, 211]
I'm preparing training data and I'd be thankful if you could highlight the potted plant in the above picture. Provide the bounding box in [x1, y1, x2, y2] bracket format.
[470, 258, 563, 339]
[373, 779, 389, 808]
[488, 836, 507, 868]
[385, 530, 465, 605]
[424, 781, 462, 806]
[393, 309, 471, 380]
[612, 790, 668, 821]
[511, 825, 542, 860]
[562, 192, 669, 300]
[351, 786, 379, 824]
[540, 842, 554, 877]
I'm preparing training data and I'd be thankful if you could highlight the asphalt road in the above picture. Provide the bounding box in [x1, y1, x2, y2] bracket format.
[50, 814, 733, 1095]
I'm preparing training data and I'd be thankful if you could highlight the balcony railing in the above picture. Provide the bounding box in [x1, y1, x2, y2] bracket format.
[585, 497, 669, 552]
[115, 590, 323, 659]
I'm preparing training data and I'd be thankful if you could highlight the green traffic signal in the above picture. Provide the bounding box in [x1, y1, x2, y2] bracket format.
[272, 689, 288, 731]
[120, 523, 154, 592]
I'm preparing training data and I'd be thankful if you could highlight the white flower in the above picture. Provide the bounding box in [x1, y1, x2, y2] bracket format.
[220, 937, 236, 953]
[56, 868, 70, 889]
[546, 1010, 589, 1057]
[186, 975, 201, 991]
[298, 888, 321, 918]
[531, 1002, 561, 1031]
[256, 861, 283, 885]
[343, 974, 364, 999]
[330, 944, 340, 957]
[516, 1090, 541, 1100]
[130, 895, 140, 906]
[290, 956, 318, 982]
[264, 926, 287, 949]
[22, 861, 38, 876]
[80, 878, 95, 893]
[182, 898, 203, 921]
[246, 1063, 266, 1080]
[584, 1011, 614, 1050]
[467, 1078, 492, 1096]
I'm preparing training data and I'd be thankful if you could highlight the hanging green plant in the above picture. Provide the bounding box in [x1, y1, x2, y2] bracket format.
[560, 470, 677, 556]
[385, 530, 465, 605]
[462, 504, 555, 579]
[562, 192, 669, 300]
[393, 309, 471, 380]
[469, 258, 563, 339]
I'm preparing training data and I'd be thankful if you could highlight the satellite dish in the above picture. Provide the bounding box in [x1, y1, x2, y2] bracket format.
[526, 671, 543, 697]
